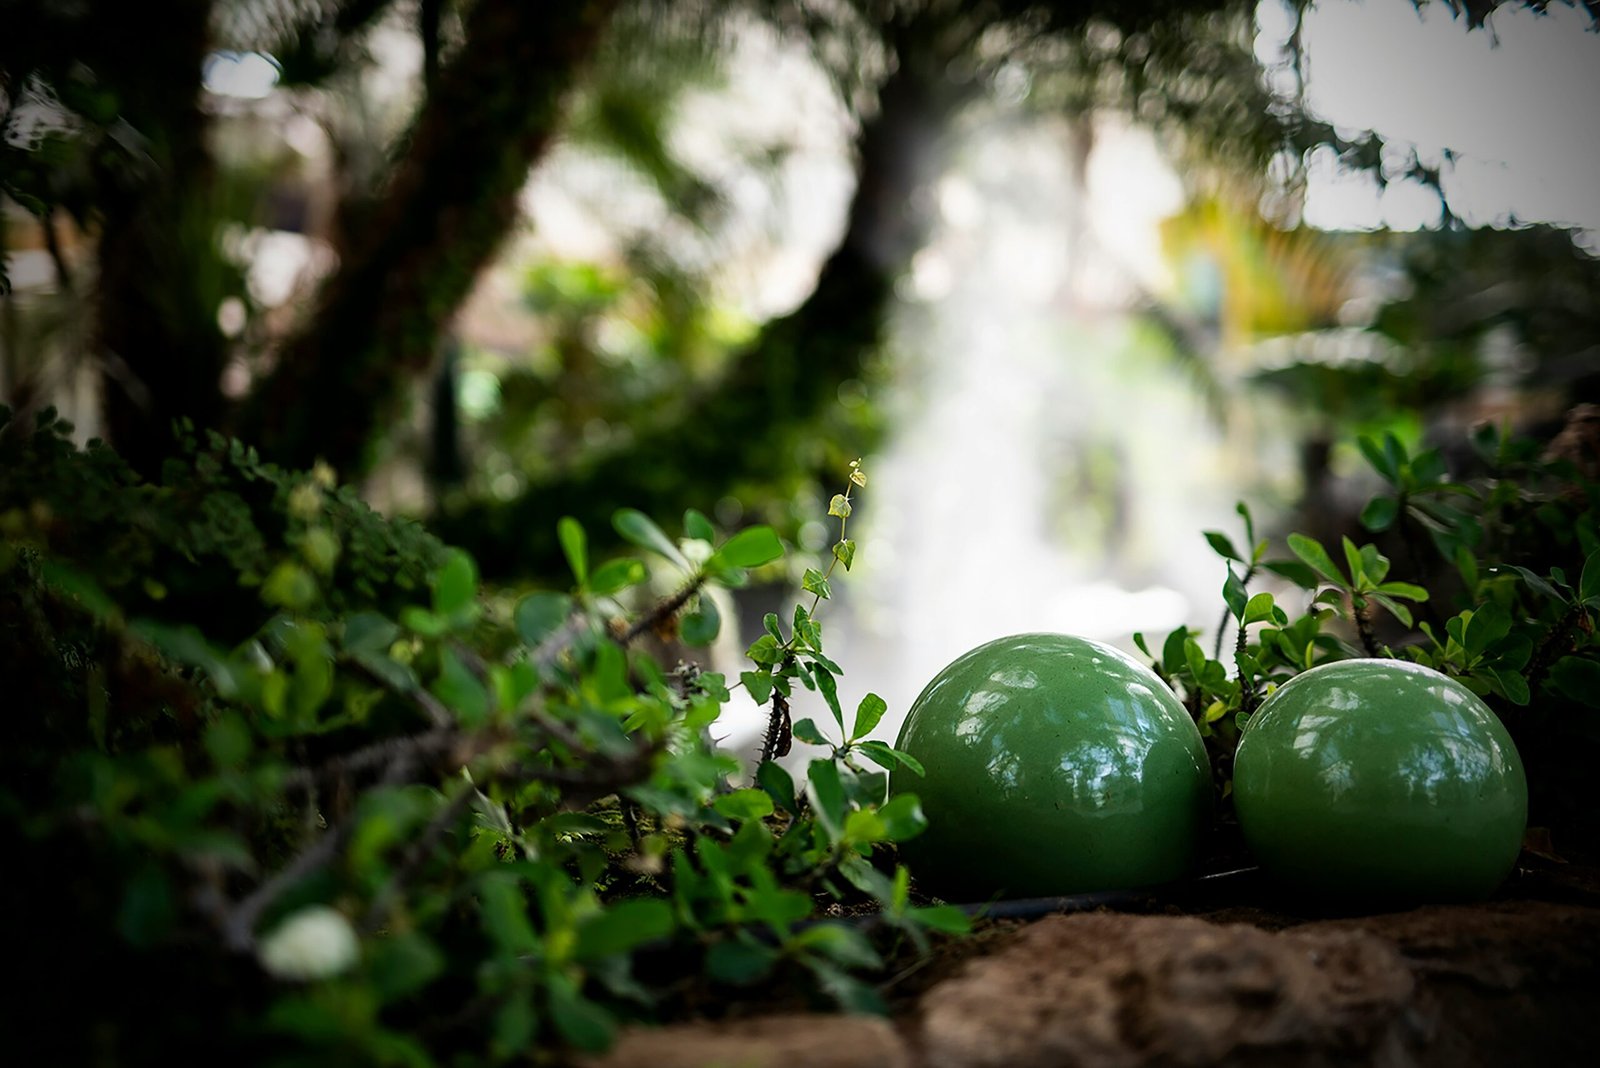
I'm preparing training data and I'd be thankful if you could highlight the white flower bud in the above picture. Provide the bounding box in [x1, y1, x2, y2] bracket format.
[257, 905, 359, 981]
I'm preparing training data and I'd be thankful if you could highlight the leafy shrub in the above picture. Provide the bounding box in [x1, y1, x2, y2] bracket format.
[0, 410, 957, 1066]
[1138, 417, 1600, 847]
[6, 401, 1598, 1065]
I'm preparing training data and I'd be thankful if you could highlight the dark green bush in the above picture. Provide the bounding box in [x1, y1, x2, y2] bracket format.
[0, 410, 956, 1066]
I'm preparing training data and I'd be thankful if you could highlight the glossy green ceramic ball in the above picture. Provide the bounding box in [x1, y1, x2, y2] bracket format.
[891, 633, 1211, 899]
[1234, 659, 1527, 904]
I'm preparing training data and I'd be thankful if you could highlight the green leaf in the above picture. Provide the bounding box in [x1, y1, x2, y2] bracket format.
[740, 670, 775, 705]
[432, 549, 478, 616]
[1241, 592, 1277, 627]
[713, 789, 775, 822]
[806, 960, 884, 1015]
[1382, 432, 1407, 482]
[1549, 657, 1600, 706]
[1203, 531, 1242, 561]
[1342, 537, 1367, 587]
[492, 996, 537, 1059]
[399, 605, 446, 637]
[877, 793, 927, 841]
[1510, 566, 1564, 603]
[790, 924, 881, 971]
[1358, 434, 1398, 481]
[706, 937, 777, 985]
[807, 648, 843, 675]
[745, 633, 781, 667]
[368, 933, 445, 1003]
[843, 807, 887, 843]
[433, 648, 489, 725]
[343, 612, 400, 655]
[1412, 447, 1447, 485]
[833, 539, 857, 570]
[515, 592, 571, 646]
[1264, 559, 1320, 589]
[205, 713, 252, 769]
[791, 718, 829, 746]
[35, 561, 118, 620]
[743, 883, 812, 932]
[802, 568, 832, 601]
[574, 899, 675, 960]
[793, 604, 822, 649]
[1373, 581, 1428, 601]
[1360, 496, 1400, 532]
[613, 509, 688, 567]
[589, 558, 647, 596]
[851, 693, 887, 741]
[557, 517, 588, 586]
[1581, 549, 1600, 605]
[827, 494, 852, 519]
[1484, 667, 1530, 707]
[807, 759, 847, 839]
[763, 612, 785, 643]
[1160, 627, 1191, 673]
[1222, 569, 1248, 621]
[547, 975, 615, 1053]
[892, 746, 925, 776]
[681, 595, 721, 647]
[262, 560, 318, 610]
[1368, 593, 1414, 629]
[1287, 533, 1346, 586]
[757, 761, 798, 813]
[478, 873, 538, 954]
[683, 509, 716, 543]
[908, 904, 971, 935]
[696, 671, 731, 703]
[718, 526, 784, 568]
[891, 865, 911, 911]
[1463, 602, 1511, 654]
[855, 740, 922, 776]
[812, 662, 844, 731]
[117, 865, 175, 947]
[1237, 500, 1257, 545]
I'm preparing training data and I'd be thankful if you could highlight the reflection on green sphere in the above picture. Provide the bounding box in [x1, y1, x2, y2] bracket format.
[891, 633, 1211, 900]
[1234, 659, 1527, 904]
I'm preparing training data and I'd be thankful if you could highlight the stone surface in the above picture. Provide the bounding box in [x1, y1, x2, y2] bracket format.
[892, 633, 1211, 899]
[914, 911, 1416, 1068]
[579, 1012, 910, 1068]
[911, 901, 1600, 1068]
[1234, 659, 1527, 904]
[577, 897, 1600, 1068]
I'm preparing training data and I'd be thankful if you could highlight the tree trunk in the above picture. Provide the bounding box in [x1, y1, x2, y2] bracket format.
[439, 31, 973, 578]
[95, 0, 227, 476]
[240, 0, 617, 476]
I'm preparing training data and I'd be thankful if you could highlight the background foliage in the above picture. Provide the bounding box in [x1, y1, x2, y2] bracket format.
[4, 0, 1600, 1062]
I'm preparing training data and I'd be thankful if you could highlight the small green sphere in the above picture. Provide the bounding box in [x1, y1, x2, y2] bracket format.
[1234, 659, 1527, 904]
[891, 633, 1211, 899]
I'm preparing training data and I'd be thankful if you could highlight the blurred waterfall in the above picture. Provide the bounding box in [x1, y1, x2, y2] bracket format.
[719, 106, 1256, 763]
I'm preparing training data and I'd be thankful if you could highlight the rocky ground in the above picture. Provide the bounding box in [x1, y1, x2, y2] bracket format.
[583, 865, 1600, 1068]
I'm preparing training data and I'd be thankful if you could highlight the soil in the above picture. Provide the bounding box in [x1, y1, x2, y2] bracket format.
[582, 862, 1600, 1068]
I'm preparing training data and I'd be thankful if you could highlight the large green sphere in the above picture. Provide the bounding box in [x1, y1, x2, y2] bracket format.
[891, 633, 1211, 899]
[1234, 659, 1527, 904]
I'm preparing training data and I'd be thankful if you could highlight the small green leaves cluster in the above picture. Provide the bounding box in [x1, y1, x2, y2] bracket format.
[1141, 420, 1600, 803]
[1, 429, 961, 1065]
[739, 462, 921, 779]
[1355, 431, 1481, 559]
[1279, 533, 1430, 632]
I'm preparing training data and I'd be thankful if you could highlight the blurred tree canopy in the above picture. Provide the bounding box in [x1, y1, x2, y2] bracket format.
[3, 0, 1597, 578]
